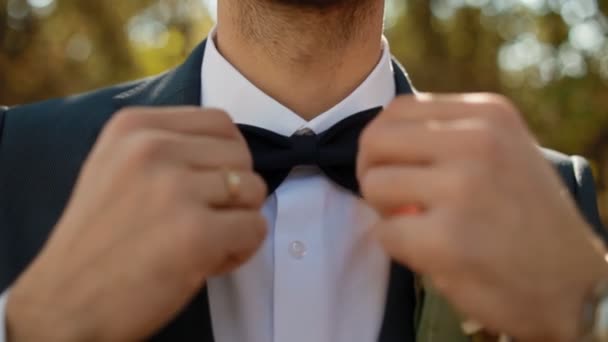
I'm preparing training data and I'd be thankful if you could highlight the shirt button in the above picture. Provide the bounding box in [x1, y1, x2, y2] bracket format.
[289, 241, 307, 259]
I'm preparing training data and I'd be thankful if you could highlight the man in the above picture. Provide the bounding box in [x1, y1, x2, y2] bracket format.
[0, 0, 606, 341]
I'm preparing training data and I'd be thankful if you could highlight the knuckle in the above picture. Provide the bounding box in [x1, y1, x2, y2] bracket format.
[204, 108, 237, 136]
[359, 126, 373, 149]
[385, 95, 414, 115]
[432, 220, 467, 269]
[359, 123, 382, 152]
[429, 273, 453, 295]
[485, 93, 515, 111]
[204, 107, 231, 119]
[175, 210, 213, 267]
[235, 144, 254, 169]
[403, 225, 455, 273]
[219, 142, 253, 170]
[469, 128, 503, 161]
[360, 171, 382, 202]
[234, 212, 267, 249]
[250, 213, 268, 241]
[109, 108, 148, 136]
[483, 93, 523, 127]
[155, 169, 187, 204]
[181, 105, 204, 112]
[359, 179, 373, 201]
[432, 273, 465, 302]
[218, 215, 267, 270]
[250, 174, 268, 205]
[128, 132, 170, 164]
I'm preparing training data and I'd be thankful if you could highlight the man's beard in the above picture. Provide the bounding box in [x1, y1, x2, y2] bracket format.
[270, 0, 351, 8]
[265, 0, 360, 10]
[236, 0, 377, 53]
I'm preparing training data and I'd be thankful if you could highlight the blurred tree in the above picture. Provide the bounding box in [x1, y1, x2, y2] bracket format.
[0, 0, 607, 221]
[386, 0, 608, 222]
[0, 0, 212, 103]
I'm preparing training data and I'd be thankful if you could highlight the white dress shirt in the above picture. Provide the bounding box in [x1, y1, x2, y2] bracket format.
[0, 31, 397, 342]
[0, 294, 6, 342]
[203, 31, 396, 342]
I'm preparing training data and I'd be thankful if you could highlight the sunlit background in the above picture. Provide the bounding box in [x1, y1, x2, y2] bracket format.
[1, 0, 607, 221]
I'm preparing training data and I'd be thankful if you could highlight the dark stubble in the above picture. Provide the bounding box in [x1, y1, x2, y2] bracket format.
[237, 0, 377, 56]
[266, 0, 358, 9]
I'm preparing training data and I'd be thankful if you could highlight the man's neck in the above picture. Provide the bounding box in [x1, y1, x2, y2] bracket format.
[216, 0, 385, 120]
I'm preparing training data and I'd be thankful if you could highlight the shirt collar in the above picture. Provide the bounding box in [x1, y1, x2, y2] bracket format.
[201, 28, 395, 137]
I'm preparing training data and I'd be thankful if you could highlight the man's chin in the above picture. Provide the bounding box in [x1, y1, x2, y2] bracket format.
[267, 0, 349, 9]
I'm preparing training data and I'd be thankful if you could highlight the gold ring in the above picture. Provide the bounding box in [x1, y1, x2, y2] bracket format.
[462, 319, 512, 341]
[224, 169, 241, 200]
[461, 319, 484, 335]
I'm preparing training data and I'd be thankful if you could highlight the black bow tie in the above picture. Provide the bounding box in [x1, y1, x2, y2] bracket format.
[238, 107, 383, 195]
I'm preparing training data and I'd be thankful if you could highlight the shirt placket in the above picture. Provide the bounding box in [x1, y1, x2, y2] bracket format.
[272, 169, 331, 342]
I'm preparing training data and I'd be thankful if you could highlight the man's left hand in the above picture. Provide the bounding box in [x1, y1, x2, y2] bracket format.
[358, 93, 608, 341]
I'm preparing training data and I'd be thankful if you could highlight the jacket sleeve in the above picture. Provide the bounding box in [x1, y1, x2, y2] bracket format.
[569, 156, 607, 242]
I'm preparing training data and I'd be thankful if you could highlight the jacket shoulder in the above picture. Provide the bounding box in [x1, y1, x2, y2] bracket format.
[0, 80, 147, 290]
[3, 80, 145, 132]
[0, 80, 147, 207]
[0, 80, 150, 174]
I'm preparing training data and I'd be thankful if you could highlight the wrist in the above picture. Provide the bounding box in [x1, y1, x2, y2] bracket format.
[542, 235, 608, 342]
[572, 241, 608, 341]
[578, 256, 608, 342]
[5, 281, 90, 342]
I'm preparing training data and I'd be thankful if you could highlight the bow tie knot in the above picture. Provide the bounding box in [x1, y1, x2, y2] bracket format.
[238, 106, 383, 195]
[289, 133, 320, 167]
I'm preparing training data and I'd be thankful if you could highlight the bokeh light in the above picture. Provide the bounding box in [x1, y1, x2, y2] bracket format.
[1, 0, 607, 220]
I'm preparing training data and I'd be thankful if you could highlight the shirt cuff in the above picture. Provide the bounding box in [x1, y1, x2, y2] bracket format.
[0, 290, 9, 342]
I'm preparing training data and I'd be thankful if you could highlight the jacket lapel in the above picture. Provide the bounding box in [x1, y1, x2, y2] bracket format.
[376, 61, 418, 342]
[391, 59, 416, 97]
[113, 38, 419, 342]
[113, 39, 207, 109]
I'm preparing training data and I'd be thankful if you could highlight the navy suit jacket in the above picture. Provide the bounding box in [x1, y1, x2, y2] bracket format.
[0, 40, 605, 341]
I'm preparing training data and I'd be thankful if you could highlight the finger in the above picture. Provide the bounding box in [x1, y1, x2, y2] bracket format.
[392, 205, 425, 216]
[359, 120, 436, 171]
[188, 170, 267, 209]
[202, 209, 268, 274]
[133, 208, 267, 279]
[382, 93, 522, 127]
[110, 107, 241, 139]
[170, 133, 253, 170]
[359, 118, 494, 171]
[373, 214, 447, 274]
[360, 165, 442, 215]
[129, 130, 253, 170]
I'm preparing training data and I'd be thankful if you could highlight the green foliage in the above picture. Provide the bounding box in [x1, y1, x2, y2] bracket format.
[385, 1, 608, 221]
[0, 0, 211, 102]
[1, 0, 607, 221]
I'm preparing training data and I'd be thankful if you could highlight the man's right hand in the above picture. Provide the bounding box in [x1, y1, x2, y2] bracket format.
[5, 107, 268, 341]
